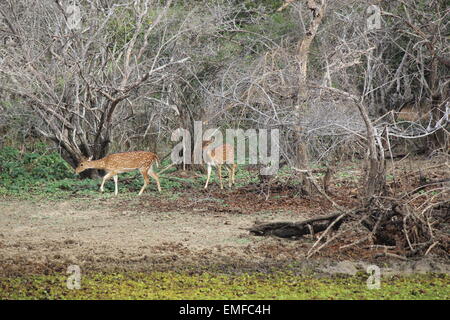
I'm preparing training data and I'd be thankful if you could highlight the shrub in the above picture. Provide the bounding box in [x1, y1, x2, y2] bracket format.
[0, 146, 74, 193]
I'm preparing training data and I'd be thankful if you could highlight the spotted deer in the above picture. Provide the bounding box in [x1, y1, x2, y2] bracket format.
[396, 104, 432, 123]
[75, 151, 161, 196]
[203, 140, 237, 189]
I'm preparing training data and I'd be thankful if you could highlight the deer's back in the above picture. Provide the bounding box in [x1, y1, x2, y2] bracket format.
[208, 144, 235, 164]
[396, 104, 431, 123]
[104, 151, 158, 169]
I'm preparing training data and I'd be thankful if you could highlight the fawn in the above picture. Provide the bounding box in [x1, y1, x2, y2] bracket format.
[203, 140, 237, 189]
[75, 151, 161, 196]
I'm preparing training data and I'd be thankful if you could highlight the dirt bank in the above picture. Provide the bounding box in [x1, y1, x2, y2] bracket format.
[0, 191, 448, 277]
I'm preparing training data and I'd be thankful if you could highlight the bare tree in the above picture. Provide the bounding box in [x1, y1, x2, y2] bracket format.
[377, 0, 449, 152]
[0, 0, 188, 175]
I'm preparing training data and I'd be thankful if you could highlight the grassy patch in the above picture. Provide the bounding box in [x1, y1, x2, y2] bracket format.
[0, 272, 448, 300]
[0, 146, 260, 198]
[0, 145, 354, 200]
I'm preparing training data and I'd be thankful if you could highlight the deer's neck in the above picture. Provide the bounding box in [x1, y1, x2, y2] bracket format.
[88, 159, 106, 169]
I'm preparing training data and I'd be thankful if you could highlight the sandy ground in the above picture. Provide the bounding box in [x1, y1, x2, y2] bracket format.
[1, 187, 448, 276]
[0, 193, 310, 275]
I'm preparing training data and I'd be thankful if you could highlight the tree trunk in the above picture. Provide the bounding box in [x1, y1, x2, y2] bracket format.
[295, 0, 327, 194]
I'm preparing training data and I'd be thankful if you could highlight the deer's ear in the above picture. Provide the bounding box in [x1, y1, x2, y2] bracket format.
[88, 156, 93, 161]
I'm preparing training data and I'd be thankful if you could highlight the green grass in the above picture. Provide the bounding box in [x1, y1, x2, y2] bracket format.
[0, 146, 258, 198]
[0, 146, 342, 199]
[0, 272, 448, 300]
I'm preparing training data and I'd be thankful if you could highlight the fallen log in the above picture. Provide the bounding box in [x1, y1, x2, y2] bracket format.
[248, 212, 348, 238]
[248, 197, 449, 257]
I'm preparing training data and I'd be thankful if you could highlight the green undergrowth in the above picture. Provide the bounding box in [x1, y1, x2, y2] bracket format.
[0, 145, 357, 199]
[0, 272, 448, 300]
[0, 146, 283, 198]
[0, 146, 197, 197]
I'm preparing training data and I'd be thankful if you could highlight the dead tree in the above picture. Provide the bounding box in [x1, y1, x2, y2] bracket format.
[0, 0, 188, 175]
[290, 0, 327, 195]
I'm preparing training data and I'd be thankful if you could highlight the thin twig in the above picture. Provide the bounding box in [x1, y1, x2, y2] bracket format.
[424, 241, 439, 255]
[306, 213, 347, 258]
[340, 235, 370, 250]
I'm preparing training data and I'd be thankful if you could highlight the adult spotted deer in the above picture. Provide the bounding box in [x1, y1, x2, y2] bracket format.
[75, 151, 161, 196]
[203, 140, 237, 189]
[396, 104, 432, 123]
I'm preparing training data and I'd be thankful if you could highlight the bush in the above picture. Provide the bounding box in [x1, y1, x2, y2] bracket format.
[0, 146, 74, 193]
[0, 145, 162, 196]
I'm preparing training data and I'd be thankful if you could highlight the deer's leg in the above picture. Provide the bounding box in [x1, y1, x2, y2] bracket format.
[231, 163, 237, 184]
[225, 165, 232, 188]
[148, 165, 161, 193]
[217, 164, 223, 189]
[204, 164, 212, 189]
[139, 168, 150, 196]
[113, 175, 119, 196]
[100, 172, 114, 193]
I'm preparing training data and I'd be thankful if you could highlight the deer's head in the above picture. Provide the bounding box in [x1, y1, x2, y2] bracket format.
[202, 139, 213, 148]
[75, 156, 93, 174]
